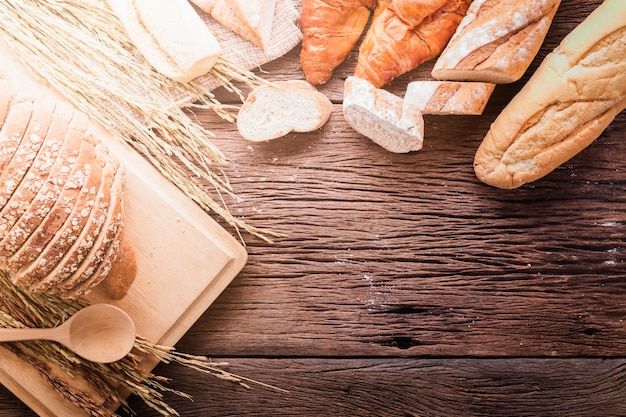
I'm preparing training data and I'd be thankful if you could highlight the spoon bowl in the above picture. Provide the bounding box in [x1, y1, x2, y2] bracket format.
[0, 304, 136, 363]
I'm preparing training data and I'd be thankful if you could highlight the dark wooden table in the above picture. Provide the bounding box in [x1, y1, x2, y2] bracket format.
[3, 1, 626, 415]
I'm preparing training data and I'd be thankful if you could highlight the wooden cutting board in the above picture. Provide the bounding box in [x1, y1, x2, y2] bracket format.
[0, 43, 248, 416]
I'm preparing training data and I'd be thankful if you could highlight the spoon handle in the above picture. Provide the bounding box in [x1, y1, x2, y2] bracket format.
[0, 327, 61, 343]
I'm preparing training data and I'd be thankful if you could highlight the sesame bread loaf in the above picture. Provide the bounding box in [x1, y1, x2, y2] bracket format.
[0, 92, 135, 299]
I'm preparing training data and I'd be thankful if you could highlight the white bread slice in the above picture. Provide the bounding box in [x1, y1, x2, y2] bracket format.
[107, 0, 221, 83]
[404, 81, 495, 115]
[211, 0, 276, 50]
[432, 0, 561, 84]
[473, 0, 626, 189]
[237, 80, 332, 141]
[343, 76, 423, 154]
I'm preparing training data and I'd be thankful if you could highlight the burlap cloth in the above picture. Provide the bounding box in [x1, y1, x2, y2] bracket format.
[194, 0, 303, 92]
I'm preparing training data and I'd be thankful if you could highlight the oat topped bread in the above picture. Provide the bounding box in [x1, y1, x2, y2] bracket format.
[0, 82, 136, 299]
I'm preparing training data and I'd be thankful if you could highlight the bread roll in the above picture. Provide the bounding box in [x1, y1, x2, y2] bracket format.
[0, 93, 136, 299]
[237, 80, 332, 141]
[107, 0, 221, 83]
[432, 0, 561, 84]
[404, 81, 495, 115]
[343, 76, 424, 153]
[474, 0, 626, 189]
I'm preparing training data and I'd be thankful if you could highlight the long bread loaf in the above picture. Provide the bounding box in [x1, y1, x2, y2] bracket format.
[432, 0, 561, 84]
[473, 0, 626, 189]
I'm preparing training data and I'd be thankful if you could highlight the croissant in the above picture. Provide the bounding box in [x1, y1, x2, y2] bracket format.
[354, 0, 471, 87]
[0, 85, 135, 299]
[300, 0, 377, 86]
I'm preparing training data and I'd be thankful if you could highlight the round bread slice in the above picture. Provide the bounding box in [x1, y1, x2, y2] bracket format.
[237, 80, 333, 141]
[32, 150, 117, 293]
[0, 98, 57, 245]
[0, 103, 82, 261]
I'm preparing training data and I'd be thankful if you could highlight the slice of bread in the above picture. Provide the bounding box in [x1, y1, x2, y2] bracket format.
[343, 76, 424, 153]
[210, 0, 276, 50]
[237, 80, 332, 141]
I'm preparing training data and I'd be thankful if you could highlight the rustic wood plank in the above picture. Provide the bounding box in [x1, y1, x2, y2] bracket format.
[119, 358, 626, 417]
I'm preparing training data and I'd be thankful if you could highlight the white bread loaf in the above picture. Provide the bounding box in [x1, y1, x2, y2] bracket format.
[107, 0, 221, 83]
[432, 0, 561, 84]
[474, 0, 626, 189]
[0, 92, 136, 299]
[404, 81, 495, 115]
[343, 76, 423, 154]
[237, 80, 332, 141]
[209, 0, 276, 50]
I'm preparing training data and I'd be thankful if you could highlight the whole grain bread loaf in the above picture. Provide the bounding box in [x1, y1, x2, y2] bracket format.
[0, 89, 136, 299]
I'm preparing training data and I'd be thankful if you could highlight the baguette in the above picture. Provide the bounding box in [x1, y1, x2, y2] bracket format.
[107, 0, 221, 82]
[237, 80, 332, 141]
[473, 0, 626, 189]
[432, 0, 561, 84]
[404, 81, 495, 115]
[343, 76, 424, 153]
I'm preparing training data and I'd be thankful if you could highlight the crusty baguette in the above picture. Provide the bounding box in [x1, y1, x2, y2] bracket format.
[210, 0, 276, 50]
[404, 81, 495, 115]
[107, 0, 221, 82]
[237, 80, 333, 141]
[432, 0, 561, 84]
[473, 0, 626, 189]
[343, 76, 424, 153]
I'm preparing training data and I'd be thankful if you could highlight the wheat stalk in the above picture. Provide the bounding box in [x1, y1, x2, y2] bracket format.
[0, 0, 281, 243]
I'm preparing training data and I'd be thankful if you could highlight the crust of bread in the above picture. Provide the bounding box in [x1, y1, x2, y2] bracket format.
[473, 0, 626, 189]
[0, 98, 35, 194]
[343, 76, 423, 153]
[211, 0, 276, 50]
[237, 80, 333, 141]
[189, 0, 217, 14]
[10, 139, 97, 286]
[57, 168, 125, 298]
[432, 0, 561, 84]
[98, 231, 136, 300]
[404, 81, 495, 115]
[0, 98, 56, 246]
[29, 141, 110, 292]
[0, 103, 79, 262]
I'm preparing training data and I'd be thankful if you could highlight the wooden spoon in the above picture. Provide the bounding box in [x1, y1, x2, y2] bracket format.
[0, 304, 136, 363]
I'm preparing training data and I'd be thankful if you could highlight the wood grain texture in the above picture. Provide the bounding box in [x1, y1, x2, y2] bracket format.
[4, 0, 626, 416]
